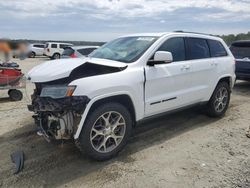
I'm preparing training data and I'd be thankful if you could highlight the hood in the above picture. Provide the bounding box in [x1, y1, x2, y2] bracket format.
[27, 57, 127, 83]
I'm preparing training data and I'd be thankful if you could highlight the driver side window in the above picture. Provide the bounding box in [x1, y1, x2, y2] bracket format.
[158, 37, 186, 62]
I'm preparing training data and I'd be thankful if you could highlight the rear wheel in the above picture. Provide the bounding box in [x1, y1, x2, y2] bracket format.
[52, 53, 60, 59]
[206, 81, 230, 117]
[77, 102, 132, 161]
[29, 52, 36, 58]
[8, 89, 23, 101]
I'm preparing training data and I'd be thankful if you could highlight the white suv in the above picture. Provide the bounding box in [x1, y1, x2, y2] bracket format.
[28, 43, 45, 58]
[27, 32, 235, 160]
[44, 42, 73, 59]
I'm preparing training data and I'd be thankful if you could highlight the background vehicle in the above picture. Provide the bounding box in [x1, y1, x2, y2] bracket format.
[44, 42, 73, 59]
[0, 67, 25, 101]
[27, 32, 235, 161]
[61, 46, 99, 58]
[230, 40, 250, 81]
[28, 43, 45, 58]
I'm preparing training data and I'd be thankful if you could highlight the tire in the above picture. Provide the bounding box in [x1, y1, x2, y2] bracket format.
[29, 52, 36, 58]
[77, 102, 132, 161]
[52, 53, 60, 59]
[9, 89, 23, 101]
[206, 81, 230, 117]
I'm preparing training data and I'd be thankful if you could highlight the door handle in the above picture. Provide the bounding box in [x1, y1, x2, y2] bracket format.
[211, 62, 218, 66]
[181, 65, 190, 70]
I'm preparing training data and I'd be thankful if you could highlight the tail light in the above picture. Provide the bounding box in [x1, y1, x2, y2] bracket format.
[70, 53, 77, 58]
[47, 48, 50, 52]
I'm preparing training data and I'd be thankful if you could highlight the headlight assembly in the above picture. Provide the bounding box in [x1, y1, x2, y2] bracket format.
[40, 85, 76, 99]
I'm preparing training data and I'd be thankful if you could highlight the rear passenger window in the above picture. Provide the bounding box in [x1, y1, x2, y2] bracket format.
[208, 40, 227, 57]
[51, 44, 57, 48]
[60, 44, 71, 49]
[186, 38, 210, 60]
[158, 37, 185, 62]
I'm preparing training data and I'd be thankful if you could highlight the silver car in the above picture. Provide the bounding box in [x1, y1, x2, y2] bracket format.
[61, 46, 99, 58]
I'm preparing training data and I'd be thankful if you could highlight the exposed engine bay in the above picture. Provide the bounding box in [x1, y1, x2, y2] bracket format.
[28, 96, 90, 141]
[27, 60, 127, 141]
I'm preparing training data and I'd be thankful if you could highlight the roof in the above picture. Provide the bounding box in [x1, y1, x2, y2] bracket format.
[122, 32, 169, 37]
[121, 31, 221, 40]
[45, 42, 73, 45]
[71, 46, 100, 50]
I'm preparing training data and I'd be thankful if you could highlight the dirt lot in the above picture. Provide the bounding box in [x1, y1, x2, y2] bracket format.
[0, 57, 249, 188]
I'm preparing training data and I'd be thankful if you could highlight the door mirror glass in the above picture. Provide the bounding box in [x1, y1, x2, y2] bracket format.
[148, 51, 173, 66]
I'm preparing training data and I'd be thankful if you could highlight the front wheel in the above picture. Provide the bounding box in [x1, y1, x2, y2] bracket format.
[77, 102, 132, 161]
[206, 81, 230, 117]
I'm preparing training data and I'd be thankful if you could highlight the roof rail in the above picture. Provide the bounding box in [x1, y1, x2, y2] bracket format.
[173, 30, 215, 36]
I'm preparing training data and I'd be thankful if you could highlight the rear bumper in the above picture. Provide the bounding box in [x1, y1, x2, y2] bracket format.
[236, 72, 250, 81]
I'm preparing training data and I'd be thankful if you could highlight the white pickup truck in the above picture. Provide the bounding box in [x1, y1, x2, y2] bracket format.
[27, 32, 236, 160]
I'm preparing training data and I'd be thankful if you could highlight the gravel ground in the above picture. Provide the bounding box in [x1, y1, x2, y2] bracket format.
[0, 57, 249, 188]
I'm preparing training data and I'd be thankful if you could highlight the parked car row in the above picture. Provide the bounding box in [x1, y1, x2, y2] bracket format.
[14, 42, 99, 59]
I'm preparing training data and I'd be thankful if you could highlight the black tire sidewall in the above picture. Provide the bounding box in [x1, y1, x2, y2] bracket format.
[79, 102, 132, 161]
[53, 53, 60, 59]
[207, 82, 230, 117]
[9, 89, 23, 101]
[30, 52, 35, 58]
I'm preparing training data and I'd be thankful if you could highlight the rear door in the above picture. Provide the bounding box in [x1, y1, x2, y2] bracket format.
[145, 37, 193, 116]
[184, 37, 216, 102]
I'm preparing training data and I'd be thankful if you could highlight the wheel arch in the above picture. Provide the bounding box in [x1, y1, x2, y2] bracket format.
[52, 52, 60, 59]
[74, 93, 136, 139]
[30, 51, 36, 57]
[217, 75, 234, 91]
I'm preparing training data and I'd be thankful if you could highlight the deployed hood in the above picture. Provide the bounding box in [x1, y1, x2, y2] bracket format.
[27, 57, 127, 83]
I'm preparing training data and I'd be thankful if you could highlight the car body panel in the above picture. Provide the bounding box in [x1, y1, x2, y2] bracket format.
[27, 57, 128, 82]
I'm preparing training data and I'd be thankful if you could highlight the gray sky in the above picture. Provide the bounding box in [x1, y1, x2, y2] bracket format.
[0, 0, 250, 42]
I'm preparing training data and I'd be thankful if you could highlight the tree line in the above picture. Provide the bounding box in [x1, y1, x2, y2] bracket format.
[220, 32, 250, 45]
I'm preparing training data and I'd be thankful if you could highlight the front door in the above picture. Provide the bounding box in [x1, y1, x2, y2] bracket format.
[144, 37, 193, 117]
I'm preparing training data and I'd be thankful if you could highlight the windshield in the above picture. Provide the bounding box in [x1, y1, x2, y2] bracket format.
[89, 36, 158, 63]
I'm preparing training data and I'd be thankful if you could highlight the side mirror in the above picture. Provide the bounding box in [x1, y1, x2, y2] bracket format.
[148, 51, 173, 66]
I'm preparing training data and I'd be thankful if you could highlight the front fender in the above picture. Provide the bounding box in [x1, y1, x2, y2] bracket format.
[73, 91, 140, 139]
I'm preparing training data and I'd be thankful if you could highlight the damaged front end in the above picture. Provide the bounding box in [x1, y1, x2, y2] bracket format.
[28, 84, 90, 141]
[27, 58, 127, 141]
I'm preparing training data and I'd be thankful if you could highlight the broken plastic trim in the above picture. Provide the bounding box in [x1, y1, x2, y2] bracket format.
[28, 96, 90, 113]
[11, 150, 24, 174]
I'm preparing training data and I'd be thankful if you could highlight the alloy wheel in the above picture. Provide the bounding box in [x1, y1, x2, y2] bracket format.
[214, 87, 228, 113]
[90, 111, 126, 153]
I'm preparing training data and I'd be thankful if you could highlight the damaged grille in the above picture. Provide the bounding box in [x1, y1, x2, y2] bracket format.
[28, 96, 90, 113]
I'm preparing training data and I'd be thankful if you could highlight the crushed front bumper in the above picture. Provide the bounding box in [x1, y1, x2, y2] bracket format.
[28, 96, 90, 113]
